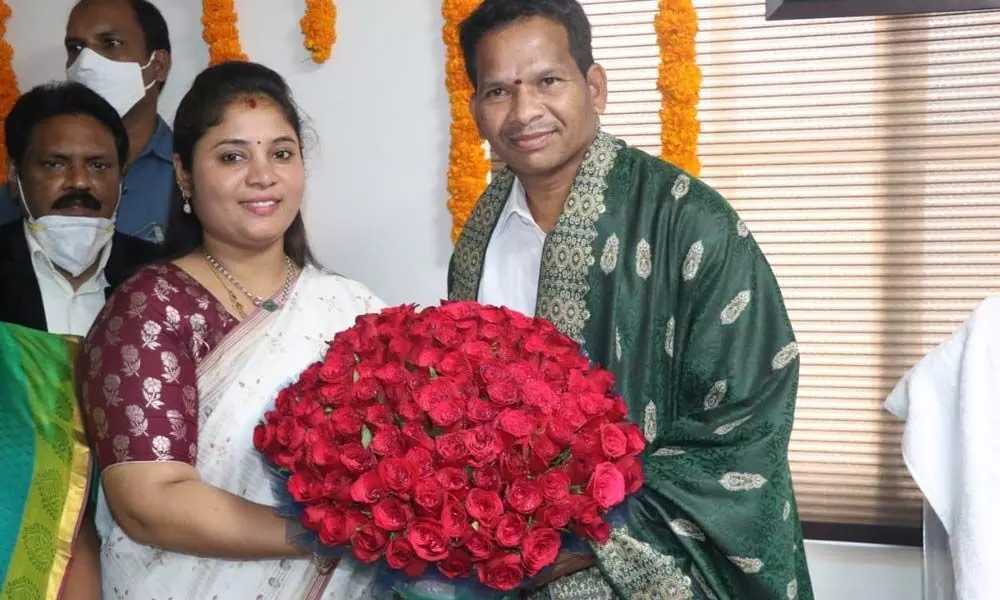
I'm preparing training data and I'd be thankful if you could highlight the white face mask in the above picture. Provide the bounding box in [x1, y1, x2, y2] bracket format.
[17, 177, 118, 278]
[66, 48, 156, 118]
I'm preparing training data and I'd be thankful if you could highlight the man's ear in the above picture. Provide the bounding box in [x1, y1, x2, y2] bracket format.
[585, 63, 608, 116]
[150, 49, 171, 86]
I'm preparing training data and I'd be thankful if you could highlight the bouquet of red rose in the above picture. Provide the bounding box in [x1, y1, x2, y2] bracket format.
[253, 301, 645, 599]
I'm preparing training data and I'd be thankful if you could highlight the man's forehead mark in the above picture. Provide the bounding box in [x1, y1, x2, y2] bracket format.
[245, 96, 258, 109]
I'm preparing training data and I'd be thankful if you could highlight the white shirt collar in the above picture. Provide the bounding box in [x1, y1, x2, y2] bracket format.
[497, 178, 544, 235]
[23, 220, 113, 287]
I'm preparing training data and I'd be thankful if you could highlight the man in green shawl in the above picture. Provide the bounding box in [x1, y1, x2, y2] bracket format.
[448, 1, 813, 598]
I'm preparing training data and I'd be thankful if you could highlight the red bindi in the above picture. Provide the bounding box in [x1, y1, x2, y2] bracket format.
[245, 97, 258, 109]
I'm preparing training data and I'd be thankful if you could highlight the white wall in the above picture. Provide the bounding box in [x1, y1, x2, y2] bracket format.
[6, 1, 925, 598]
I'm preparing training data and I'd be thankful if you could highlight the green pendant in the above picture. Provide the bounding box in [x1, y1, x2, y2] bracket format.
[261, 299, 278, 312]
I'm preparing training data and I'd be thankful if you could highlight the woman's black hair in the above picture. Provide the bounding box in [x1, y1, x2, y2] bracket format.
[162, 61, 314, 267]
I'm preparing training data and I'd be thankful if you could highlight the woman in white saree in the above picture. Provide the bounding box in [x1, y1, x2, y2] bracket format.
[80, 62, 377, 599]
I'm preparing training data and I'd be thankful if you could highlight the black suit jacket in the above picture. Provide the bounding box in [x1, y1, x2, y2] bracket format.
[0, 220, 162, 333]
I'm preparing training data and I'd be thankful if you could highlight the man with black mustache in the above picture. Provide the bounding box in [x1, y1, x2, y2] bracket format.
[0, 81, 160, 336]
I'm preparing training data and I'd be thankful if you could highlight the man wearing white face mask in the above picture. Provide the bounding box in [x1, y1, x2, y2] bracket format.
[0, 81, 161, 337]
[0, 0, 174, 245]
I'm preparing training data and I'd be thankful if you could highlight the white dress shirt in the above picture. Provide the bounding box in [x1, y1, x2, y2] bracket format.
[24, 222, 113, 336]
[478, 178, 546, 316]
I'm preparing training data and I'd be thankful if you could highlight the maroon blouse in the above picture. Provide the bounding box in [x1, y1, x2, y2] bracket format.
[80, 263, 238, 471]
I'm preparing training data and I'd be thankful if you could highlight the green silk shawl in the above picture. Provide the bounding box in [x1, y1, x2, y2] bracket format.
[0, 323, 90, 600]
[449, 132, 814, 600]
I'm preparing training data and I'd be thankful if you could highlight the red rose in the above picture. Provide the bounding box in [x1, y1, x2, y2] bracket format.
[428, 398, 465, 428]
[305, 434, 340, 469]
[465, 488, 504, 525]
[405, 447, 436, 480]
[499, 452, 529, 482]
[253, 423, 276, 452]
[318, 508, 350, 545]
[275, 418, 306, 451]
[607, 396, 629, 422]
[397, 398, 424, 422]
[302, 503, 331, 532]
[374, 362, 407, 386]
[339, 443, 375, 474]
[330, 407, 364, 437]
[472, 465, 502, 492]
[416, 379, 460, 412]
[462, 340, 494, 361]
[352, 376, 381, 402]
[579, 517, 611, 544]
[622, 423, 646, 456]
[506, 479, 543, 514]
[464, 425, 502, 466]
[438, 548, 474, 579]
[466, 397, 499, 423]
[567, 455, 600, 487]
[373, 497, 409, 532]
[573, 495, 603, 525]
[522, 527, 562, 575]
[486, 380, 519, 407]
[599, 423, 628, 460]
[497, 409, 537, 438]
[439, 300, 479, 320]
[436, 467, 469, 493]
[371, 426, 405, 457]
[413, 477, 445, 516]
[577, 392, 611, 417]
[571, 430, 603, 461]
[319, 349, 353, 382]
[385, 536, 428, 577]
[350, 470, 385, 505]
[616, 456, 645, 494]
[538, 499, 573, 529]
[401, 421, 435, 452]
[546, 418, 576, 448]
[477, 553, 525, 592]
[377, 457, 418, 495]
[405, 518, 451, 562]
[494, 513, 527, 548]
[436, 432, 469, 465]
[321, 470, 353, 504]
[350, 522, 389, 564]
[522, 380, 559, 415]
[441, 494, 471, 538]
[529, 434, 562, 471]
[464, 528, 494, 560]
[539, 470, 571, 503]
[586, 462, 626, 509]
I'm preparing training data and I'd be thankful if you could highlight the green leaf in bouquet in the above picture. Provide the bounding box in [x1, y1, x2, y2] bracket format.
[427, 426, 445, 438]
[471, 520, 479, 531]
[361, 424, 373, 449]
[353, 369, 360, 383]
[429, 367, 438, 379]
[550, 448, 572, 468]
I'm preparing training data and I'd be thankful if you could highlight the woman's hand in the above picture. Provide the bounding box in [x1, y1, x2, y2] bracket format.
[102, 462, 307, 559]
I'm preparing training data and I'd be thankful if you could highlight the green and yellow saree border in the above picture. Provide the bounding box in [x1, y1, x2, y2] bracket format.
[0, 324, 92, 600]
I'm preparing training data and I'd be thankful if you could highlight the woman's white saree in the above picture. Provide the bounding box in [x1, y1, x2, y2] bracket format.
[98, 266, 382, 599]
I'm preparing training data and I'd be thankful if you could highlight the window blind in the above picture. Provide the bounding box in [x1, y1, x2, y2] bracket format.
[489, 0, 1000, 533]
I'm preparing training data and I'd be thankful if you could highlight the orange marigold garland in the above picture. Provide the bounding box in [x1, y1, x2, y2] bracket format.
[0, 0, 19, 181]
[202, 0, 247, 65]
[301, 0, 336, 64]
[443, 0, 489, 243]
[655, 0, 701, 175]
